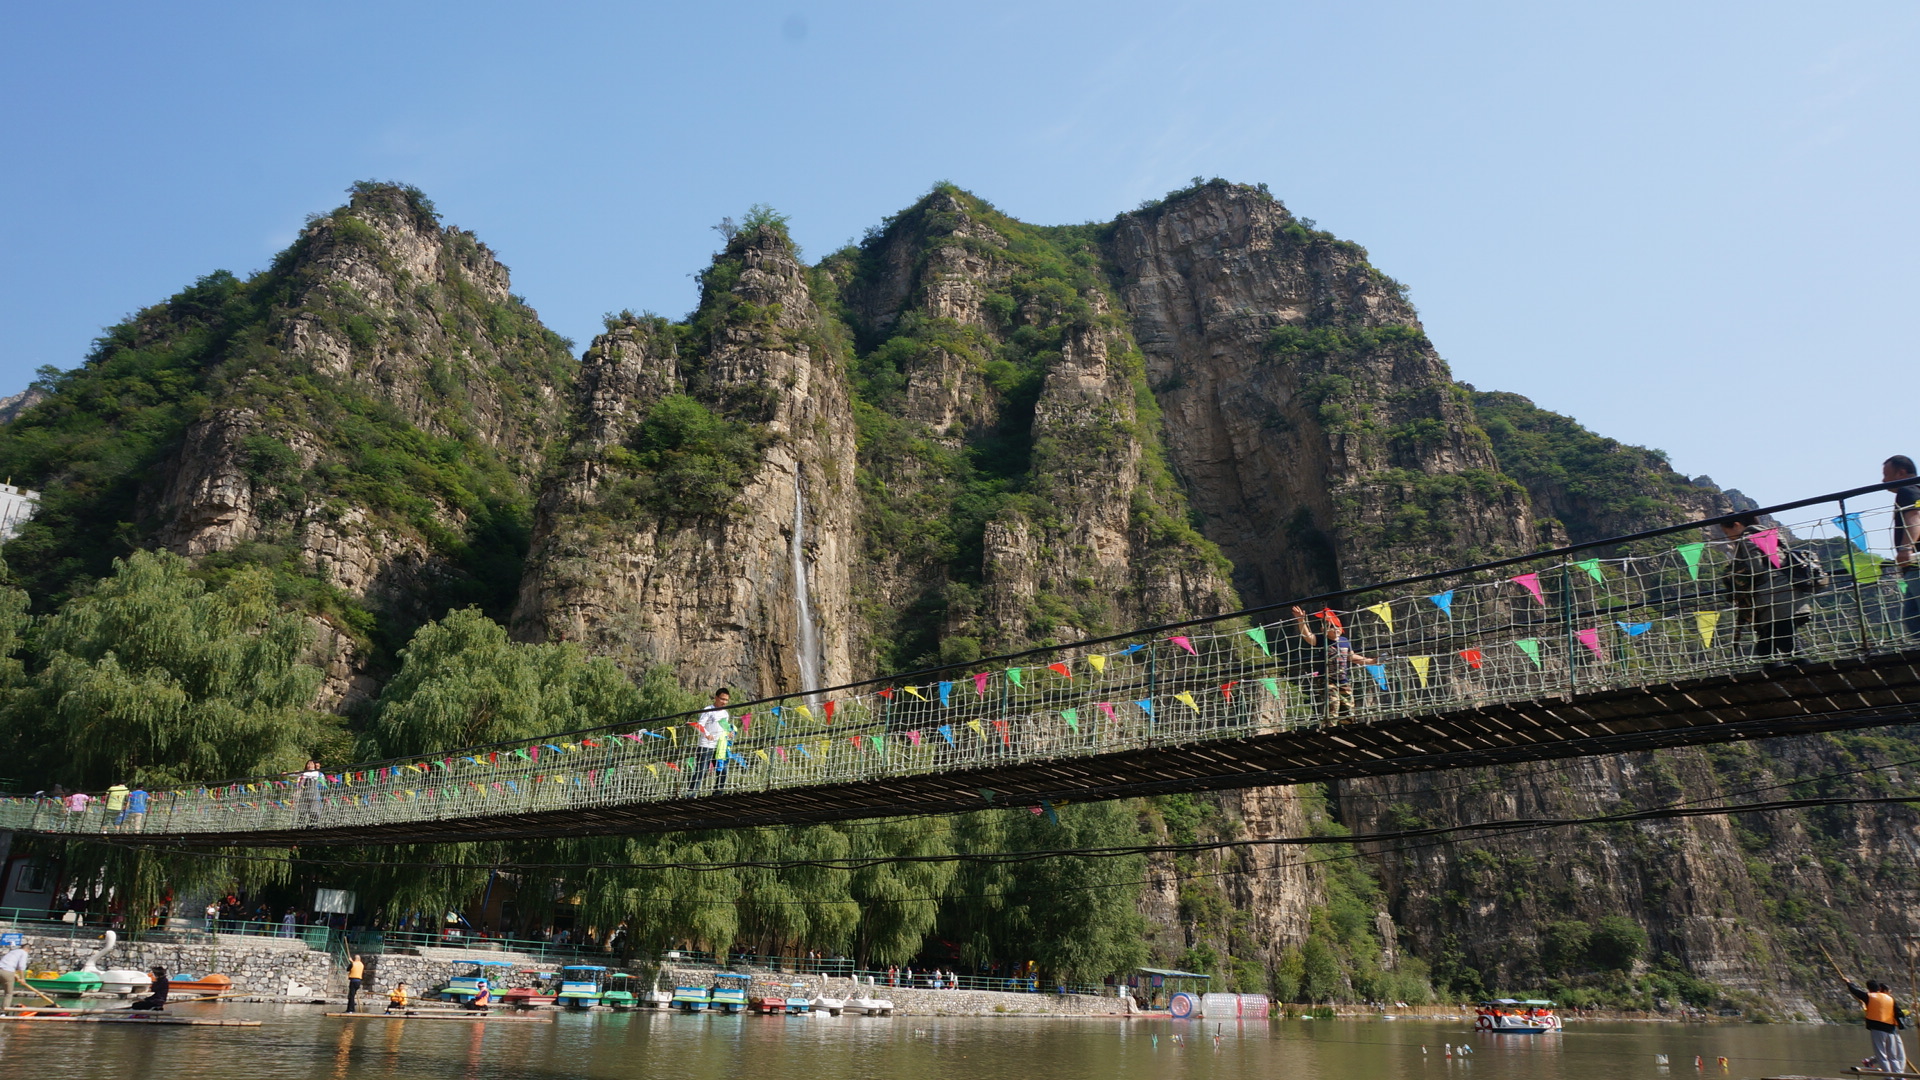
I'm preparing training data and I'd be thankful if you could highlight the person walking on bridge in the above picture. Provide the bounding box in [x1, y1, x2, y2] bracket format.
[1886, 455, 1920, 640]
[1719, 513, 1808, 668]
[1845, 976, 1909, 1073]
[686, 688, 732, 797]
[1291, 606, 1375, 722]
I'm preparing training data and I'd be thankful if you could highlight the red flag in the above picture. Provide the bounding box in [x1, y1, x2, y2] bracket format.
[1459, 649, 1484, 669]
[1047, 662, 1072, 679]
[824, 700, 836, 722]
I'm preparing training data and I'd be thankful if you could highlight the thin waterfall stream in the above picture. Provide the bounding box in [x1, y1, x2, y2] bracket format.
[790, 463, 823, 697]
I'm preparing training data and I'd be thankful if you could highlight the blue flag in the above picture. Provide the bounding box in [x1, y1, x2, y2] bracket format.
[1834, 512, 1869, 553]
[1134, 699, 1155, 718]
[1617, 621, 1651, 637]
[1364, 664, 1388, 690]
[1428, 590, 1454, 617]
[938, 725, 955, 745]
[938, 681, 952, 707]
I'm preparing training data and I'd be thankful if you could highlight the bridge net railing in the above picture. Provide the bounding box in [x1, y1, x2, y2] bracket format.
[6, 491, 1916, 837]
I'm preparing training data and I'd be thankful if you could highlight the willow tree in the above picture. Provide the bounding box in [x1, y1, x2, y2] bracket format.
[8, 549, 333, 789]
[365, 606, 686, 757]
[347, 607, 704, 925]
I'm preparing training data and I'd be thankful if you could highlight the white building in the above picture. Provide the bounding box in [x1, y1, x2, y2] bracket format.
[0, 483, 39, 540]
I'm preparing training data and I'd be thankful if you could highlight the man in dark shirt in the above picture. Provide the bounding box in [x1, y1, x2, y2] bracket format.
[1887, 456, 1920, 640]
[1846, 976, 1909, 1073]
[132, 965, 169, 1011]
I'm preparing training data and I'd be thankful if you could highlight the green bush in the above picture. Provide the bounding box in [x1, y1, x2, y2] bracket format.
[606, 394, 769, 517]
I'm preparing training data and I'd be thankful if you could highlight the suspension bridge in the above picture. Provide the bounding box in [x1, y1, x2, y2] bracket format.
[11, 482, 1920, 847]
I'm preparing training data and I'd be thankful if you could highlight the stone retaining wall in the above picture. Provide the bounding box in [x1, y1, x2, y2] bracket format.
[14, 933, 334, 995]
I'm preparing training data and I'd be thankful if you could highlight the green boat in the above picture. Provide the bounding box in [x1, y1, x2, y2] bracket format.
[709, 972, 749, 1014]
[25, 971, 102, 996]
[601, 972, 637, 1010]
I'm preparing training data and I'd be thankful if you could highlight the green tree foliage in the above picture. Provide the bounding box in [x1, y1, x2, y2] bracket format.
[1540, 919, 1593, 974]
[1588, 914, 1650, 972]
[602, 394, 770, 517]
[937, 802, 1151, 984]
[7, 549, 335, 788]
[366, 607, 691, 757]
[1471, 388, 1708, 542]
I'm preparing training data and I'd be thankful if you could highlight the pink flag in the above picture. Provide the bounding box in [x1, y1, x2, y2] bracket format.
[907, 730, 923, 746]
[1575, 627, 1606, 660]
[1097, 702, 1116, 721]
[1510, 573, 1545, 605]
[1170, 635, 1198, 655]
[973, 672, 989, 695]
[1749, 528, 1782, 568]
[775, 746, 788, 761]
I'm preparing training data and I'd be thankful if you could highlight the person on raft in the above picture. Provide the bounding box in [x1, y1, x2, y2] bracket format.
[131, 965, 170, 1011]
[1845, 976, 1910, 1073]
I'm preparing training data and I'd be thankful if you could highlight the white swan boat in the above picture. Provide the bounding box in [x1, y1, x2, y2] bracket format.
[81, 930, 151, 996]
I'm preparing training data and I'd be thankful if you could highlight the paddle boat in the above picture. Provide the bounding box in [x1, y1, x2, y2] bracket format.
[557, 965, 608, 1009]
[24, 968, 102, 997]
[501, 971, 559, 1009]
[709, 972, 749, 1015]
[641, 971, 673, 1010]
[783, 990, 812, 1014]
[166, 973, 233, 996]
[844, 976, 894, 1017]
[809, 984, 846, 1016]
[1473, 999, 1561, 1033]
[439, 961, 516, 1003]
[671, 982, 712, 1012]
[756, 995, 788, 1015]
[75, 931, 151, 996]
[602, 973, 638, 1010]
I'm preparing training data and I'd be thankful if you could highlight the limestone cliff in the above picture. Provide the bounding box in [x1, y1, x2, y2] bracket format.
[1108, 183, 1534, 604]
[511, 218, 860, 697]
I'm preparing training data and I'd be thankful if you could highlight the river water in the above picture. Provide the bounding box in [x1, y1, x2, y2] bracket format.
[0, 1007, 1873, 1080]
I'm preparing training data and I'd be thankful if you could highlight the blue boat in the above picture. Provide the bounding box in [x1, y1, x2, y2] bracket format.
[558, 965, 608, 1009]
[709, 972, 750, 1015]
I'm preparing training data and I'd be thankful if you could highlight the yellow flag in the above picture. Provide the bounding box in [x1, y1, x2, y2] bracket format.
[968, 720, 986, 741]
[646, 765, 657, 777]
[755, 750, 770, 763]
[1175, 692, 1199, 713]
[1367, 602, 1393, 632]
[816, 740, 831, 758]
[669, 726, 679, 743]
[1087, 654, 1107, 673]
[1409, 656, 1431, 687]
[1696, 611, 1722, 647]
[902, 686, 926, 700]
[795, 704, 814, 721]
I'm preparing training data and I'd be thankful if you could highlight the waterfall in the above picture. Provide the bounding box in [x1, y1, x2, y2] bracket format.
[790, 463, 823, 696]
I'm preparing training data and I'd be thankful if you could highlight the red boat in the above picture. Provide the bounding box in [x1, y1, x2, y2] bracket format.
[501, 972, 558, 1009]
[166, 973, 233, 996]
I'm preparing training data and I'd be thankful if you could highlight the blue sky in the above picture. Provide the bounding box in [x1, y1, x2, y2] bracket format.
[2, 1, 1914, 508]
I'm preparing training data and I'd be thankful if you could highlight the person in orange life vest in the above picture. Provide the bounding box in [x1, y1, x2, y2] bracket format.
[1846, 977, 1909, 1073]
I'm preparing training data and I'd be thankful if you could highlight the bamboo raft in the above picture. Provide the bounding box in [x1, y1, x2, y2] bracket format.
[0, 1012, 259, 1026]
[326, 1010, 553, 1023]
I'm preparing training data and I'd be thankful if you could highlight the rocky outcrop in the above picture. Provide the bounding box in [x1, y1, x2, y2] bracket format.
[1109, 183, 1534, 604]
[512, 225, 859, 697]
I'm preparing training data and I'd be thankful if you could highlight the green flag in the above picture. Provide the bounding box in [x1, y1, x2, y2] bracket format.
[1676, 542, 1705, 580]
[1573, 558, 1604, 583]
[1061, 708, 1079, 731]
[1515, 638, 1543, 666]
[1261, 677, 1281, 699]
[1007, 667, 1024, 687]
[1245, 626, 1271, 655]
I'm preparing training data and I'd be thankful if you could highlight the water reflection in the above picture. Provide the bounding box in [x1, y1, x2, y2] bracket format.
[0, 1006, 1871, 1080]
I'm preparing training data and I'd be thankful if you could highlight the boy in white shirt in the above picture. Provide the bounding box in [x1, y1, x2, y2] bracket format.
[686, 688, 731, 796]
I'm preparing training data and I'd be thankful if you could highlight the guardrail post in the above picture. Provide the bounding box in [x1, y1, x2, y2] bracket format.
[1560, 561, 1576, 697]
[1839, 495, 1874, 658]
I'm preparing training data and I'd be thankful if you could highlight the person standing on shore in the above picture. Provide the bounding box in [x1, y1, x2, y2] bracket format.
[1845, 977, 1908, 1073]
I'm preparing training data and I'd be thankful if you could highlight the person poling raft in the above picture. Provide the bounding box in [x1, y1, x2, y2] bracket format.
[1825, 947, 1912, 1074]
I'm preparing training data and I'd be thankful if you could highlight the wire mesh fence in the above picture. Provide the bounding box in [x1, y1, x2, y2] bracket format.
[5, 483, 1916, 839]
